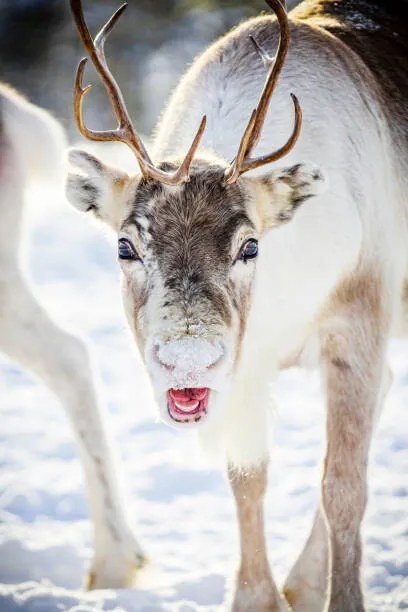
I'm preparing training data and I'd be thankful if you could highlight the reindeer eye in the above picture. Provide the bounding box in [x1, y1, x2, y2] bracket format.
[118, 238, 139, 261]
[238, 239, 258, 263]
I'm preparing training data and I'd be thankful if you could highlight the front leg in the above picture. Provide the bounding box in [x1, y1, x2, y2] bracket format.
[228, 464, 288, 612]
[0, 277, 146, 588]
[320, 272, 389, 611]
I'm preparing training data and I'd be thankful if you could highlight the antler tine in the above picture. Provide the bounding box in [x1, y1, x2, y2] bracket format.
[165, 115, 208, 184]
[74, 56, 144, 147]
[225, 0, 302, 184]
[242, 93, 302, 174]
[94, 3, 127, 57]
[74, 58, 95, 141]
[224, 110, 257, 184]
[73, 55, 129, 144]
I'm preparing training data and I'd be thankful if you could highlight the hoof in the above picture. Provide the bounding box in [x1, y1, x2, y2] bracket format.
[283, 579, 326, 612]
[85, 550, 147, 590]
[231, 581, 289, 612]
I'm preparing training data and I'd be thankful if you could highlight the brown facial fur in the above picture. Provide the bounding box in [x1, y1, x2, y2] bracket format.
[122, 161, 257, 344]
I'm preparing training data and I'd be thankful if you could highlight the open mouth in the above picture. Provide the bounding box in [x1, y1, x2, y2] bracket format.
[167, 388, 209, 424]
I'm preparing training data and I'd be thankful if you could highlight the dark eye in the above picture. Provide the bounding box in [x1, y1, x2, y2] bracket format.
[238, 239, 258, 262]
[118, 238, 139, 261]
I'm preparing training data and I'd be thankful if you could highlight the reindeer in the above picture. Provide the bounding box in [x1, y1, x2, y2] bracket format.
[66, 0, 408, 609]
[0, 84, 146, 589]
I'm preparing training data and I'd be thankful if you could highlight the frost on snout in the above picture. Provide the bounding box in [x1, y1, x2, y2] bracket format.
[154, 336, 225, 389]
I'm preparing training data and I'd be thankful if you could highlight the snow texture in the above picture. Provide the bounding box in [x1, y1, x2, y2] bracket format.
[157, 337, 222, 371]
[156, 337, 224, 389]
[0, 181, 407, 610]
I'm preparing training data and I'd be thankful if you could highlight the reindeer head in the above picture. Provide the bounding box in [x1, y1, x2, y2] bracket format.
[66, 0, 326, 428]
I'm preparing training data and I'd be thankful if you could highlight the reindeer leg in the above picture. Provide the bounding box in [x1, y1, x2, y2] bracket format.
[228, 463, 288, 612]
[284, 359, 392, 611]
[318, 272, 390, 611]
[0, 273, 146, 589]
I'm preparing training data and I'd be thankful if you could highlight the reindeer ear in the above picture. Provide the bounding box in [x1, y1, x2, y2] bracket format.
[257, 162, 328, 230]
[66, 149, 132, 230]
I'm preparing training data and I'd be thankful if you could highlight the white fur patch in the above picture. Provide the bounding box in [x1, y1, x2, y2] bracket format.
[66, 148, 131, 230]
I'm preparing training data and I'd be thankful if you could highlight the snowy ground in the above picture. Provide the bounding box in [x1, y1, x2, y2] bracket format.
[0, 176, 407, 611]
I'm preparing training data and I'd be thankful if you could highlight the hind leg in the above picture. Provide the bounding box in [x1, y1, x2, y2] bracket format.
[283, 358, 392, 611]
[0, 273, 146, 588]
[283, 509, 328, 611]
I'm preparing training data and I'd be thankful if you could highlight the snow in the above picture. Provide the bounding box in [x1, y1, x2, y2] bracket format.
[156, 337, 225, 389]
[0, 180, 407, 611]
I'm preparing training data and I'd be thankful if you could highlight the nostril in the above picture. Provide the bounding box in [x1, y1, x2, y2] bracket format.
[153, 344, 175, 372]
[206, 350, 224, 371]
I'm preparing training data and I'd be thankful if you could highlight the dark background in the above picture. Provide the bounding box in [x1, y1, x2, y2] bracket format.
[0, 0, 299, 138]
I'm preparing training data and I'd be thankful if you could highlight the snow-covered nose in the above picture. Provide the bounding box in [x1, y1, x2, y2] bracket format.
[155, 337, 224, 374]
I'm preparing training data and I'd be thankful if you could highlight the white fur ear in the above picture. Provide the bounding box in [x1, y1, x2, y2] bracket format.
[258, 162, 328, 228]
[66, 148, 132, 229]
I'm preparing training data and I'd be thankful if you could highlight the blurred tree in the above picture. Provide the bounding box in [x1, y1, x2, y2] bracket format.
[0, 1, 66, 98]
[0, 0, 299, 136]
[0, 1, 63, 62]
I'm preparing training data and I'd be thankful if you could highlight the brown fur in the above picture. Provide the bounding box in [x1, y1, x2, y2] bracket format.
[228, 464, 287, 611]
[319, 270, 389, 610]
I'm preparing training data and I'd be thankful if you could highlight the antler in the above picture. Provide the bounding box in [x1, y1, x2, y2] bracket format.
[70, 0, 206, 185]
[224, 0, 302, 184]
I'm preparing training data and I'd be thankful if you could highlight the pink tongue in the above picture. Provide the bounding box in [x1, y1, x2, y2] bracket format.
[169, 388, 208, 404]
